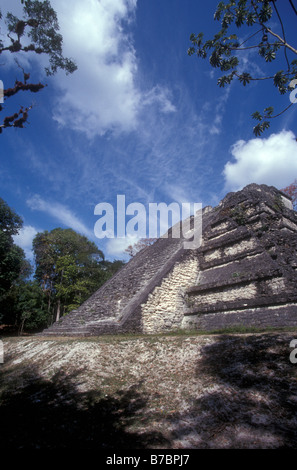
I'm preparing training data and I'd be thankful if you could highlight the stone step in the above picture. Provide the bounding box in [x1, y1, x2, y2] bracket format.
[199, 246, 263, 270]
[200, 228, 250, 252]
[197, 251, 276, 287]
[182, 303, 297, 331]
[186, 268, 282, 295]
[38, 328, 92, 337]
[184, 292, 297, 316]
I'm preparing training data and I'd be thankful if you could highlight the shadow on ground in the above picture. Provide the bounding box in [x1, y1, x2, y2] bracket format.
[0, 366, 168, 449]
[2, 333, 297, 449]
[168, 333, 297, 448]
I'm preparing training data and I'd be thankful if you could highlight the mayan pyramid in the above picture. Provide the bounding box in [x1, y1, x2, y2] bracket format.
[41, 183, 297, 336]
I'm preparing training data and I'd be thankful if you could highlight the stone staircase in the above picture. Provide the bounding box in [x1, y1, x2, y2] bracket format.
[41, 233, 185, 336]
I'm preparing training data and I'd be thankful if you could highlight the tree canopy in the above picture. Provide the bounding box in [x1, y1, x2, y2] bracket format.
[33, 228, 109, 321]
[0, 0, 77, 132]
[0, 199, 125, 333]
[188, 0, 297, 135]
[0, 198, 29, 323]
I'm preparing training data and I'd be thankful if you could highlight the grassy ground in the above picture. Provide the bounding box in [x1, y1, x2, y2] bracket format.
[1, 328, 297, 449]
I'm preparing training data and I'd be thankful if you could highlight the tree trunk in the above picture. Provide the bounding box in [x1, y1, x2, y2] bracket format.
[18, 317, 25, 336]
[56, 299, 61, 322]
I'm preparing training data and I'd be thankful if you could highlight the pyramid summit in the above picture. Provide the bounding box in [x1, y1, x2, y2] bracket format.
[40, 183, 297, 336]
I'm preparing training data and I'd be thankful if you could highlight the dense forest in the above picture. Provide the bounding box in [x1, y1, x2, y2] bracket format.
[0, 197, 125, 335]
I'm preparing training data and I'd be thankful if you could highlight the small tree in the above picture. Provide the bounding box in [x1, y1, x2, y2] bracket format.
[281, 180, 297, 210]
[125, 238, 158, 258]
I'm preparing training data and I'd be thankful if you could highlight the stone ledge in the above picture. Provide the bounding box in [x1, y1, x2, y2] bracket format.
[184, 292, 297, 316]
[199, 229, 251, 253]
[186, 268, 282, 295]
[182, 303, 297, 331]
[199, 246, 263, 270]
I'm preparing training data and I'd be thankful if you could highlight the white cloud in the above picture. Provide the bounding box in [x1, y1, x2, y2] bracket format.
[49, 0, 140, 137]
[142, 86, 177, 114]
[106, 234, 139, 256]
[13, 225, 38, 260]
[223, 130, 297, 191]
[27, 195, 94, 239]
[50, 0, 177, 137]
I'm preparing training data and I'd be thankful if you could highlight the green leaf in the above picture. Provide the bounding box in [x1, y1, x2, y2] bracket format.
[258, 45, 266, 57]
[246, 12, 256, 26]
[238, 72, 252, 86]
[258, 4, 273, 23]
[264, 50, 276, 62]
[222, 11, 234, 29]
[253, 123, 263, 136]
[253, 120, 270, 137]
[209, 50, 222, 68]
[263, 106, 274, 117]
[252, 111, 262, 121]
[273, 70, 288, 90]
[214, 2, 226, 21]
[235, 7, 246, 27]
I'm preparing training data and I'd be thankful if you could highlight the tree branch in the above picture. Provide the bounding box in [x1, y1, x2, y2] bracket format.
[272, 0, 290, 70]
[289, 0, 297, 17]
[4, 80, 45, 98]
[265, 27, 297, 56]
[234, 71, 275, 81]
[250, 0, 297, 57]
[0, 104, 33, 132]
[267, 101, 294, 119]
[237, 28, 263, 48]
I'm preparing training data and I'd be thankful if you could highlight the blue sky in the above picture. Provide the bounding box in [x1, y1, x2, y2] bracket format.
[1, 0, 297, 262]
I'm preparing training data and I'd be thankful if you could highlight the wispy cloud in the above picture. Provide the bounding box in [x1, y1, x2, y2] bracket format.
[208, 86, 231, 135]
[27, 195, 94, 239]
[142, 85, 177, 114]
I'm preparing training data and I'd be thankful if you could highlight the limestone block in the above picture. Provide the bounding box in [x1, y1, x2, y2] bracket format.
[224, 239, 255, 257]
[141, 253, 199, 333]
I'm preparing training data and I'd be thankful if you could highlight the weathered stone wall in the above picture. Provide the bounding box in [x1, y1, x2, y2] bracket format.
[141, 250, 199, 333]
[181, 184, 297, 332]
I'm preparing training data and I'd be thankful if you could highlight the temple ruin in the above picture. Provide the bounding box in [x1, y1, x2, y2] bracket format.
[41, 183, 297, 336]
